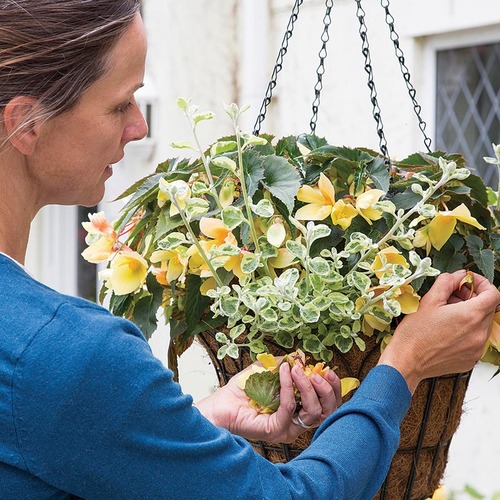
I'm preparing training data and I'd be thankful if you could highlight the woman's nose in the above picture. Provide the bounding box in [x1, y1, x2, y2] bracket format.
[125, 98, 149, 143]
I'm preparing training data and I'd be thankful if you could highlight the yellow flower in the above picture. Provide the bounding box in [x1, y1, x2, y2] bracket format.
[369, 284, 420, 314]
[150, 247, 190, 285]
[426, 485, 446, 500]
[414, 203, 486, 252]
[187, 241, 213, 278]
[392, 284, 420, 314]
[199, 217, 250, 281]
[295, 173, 359, 230]
[295, 173, 337, 221]
[487, 311, 500, 352]
[81, 236, 116, 264]
[354, 188, 385, 224]
[105, 251, 148, 296]
[268, 247, 297, 270]
[267, 219, 287, 247]
[82, 211, 116, 239]
[199, 217, 238, 246]
[356, 283, 420, 336]
[372, 246, 410, 279]
[81, 211, 118, 264]
[330, 199, 358, 230]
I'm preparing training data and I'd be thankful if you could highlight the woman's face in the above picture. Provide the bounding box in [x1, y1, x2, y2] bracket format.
[30, 13, 148, 208]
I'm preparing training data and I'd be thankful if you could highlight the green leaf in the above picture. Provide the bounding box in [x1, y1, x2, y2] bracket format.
[176, 96, 191, 111]
[193, 111, 215, 124]
[220, 296, 240, 316]
[183, 198, 210, 221]
[261, 154, 301, 213]
[170, 141, 194, 150]
[300, 303, 321, 323]
[466, 235, 495, 283]
[348, 271, 371, 292]
[251, 199, 275, 218]
[221, 206, 245, 229]
[275, 135, 306, 170]
[211, 156, 237, 172]
[155, 210, 183, 241]
[463, 485, 485, 499]
[249, 339, 266, 354]
[461, 173, 489, 207]
[307, 224, 331, 245]
[303, 335, 323, 353]
[210, 140, 238, 156]
[286, 240, 307, 261]
[491, 233, 500, 253]
[335, 335, 354, 353]
[157, 232, 187, 250]
[275, 330, 295, 348]
[244, 370, 281, 413]
[132, 274, 164, 340]
[366, 156, 390, 192]
[184, 274, 210, 338]
[260, 307, 278, 322]
[226, 343, 240, 359]
[242, 150, 265, 198]
[241, 253, 261, 274]
[309, 256, 330, 276]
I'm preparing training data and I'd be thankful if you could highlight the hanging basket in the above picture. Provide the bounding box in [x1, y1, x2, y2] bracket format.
[197, 329, 471, 500]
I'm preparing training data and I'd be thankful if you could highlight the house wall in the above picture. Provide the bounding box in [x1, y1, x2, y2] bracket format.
[25, 1, 500, 496]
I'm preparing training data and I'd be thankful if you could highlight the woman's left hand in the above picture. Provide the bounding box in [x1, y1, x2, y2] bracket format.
[195, 361, 342, 443]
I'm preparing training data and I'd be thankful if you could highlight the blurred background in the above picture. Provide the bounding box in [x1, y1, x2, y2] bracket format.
[26, 1, 500, 497]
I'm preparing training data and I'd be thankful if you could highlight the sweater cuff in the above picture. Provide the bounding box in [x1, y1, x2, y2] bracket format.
[352, 364, 412, 424]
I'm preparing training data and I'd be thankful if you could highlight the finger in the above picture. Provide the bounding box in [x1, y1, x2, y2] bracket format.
[310, 370, 340, 418]
[421, 271, 467, 306]
[273, 362, 297, 424]
[327, 369, 342, 404]
[291, 365, 322, 423]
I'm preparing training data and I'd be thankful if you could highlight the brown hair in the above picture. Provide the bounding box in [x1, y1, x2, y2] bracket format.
[0, 0, 142, 126]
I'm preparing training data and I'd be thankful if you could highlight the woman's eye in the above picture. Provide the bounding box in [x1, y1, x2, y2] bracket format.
[116, 101, 134, 114]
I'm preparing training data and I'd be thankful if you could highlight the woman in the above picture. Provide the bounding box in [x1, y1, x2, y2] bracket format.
[0, 1, 498, 498]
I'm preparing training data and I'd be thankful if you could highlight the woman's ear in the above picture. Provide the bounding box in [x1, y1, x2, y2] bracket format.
[2, 96, 42, 155]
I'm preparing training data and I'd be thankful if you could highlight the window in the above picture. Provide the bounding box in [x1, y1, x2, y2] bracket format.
[435, 43, 500, 188]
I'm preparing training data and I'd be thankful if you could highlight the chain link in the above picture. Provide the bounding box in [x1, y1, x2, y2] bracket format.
[380, 0, 432, 152]
[253, 0, 304, 136]
[355, 0, 389, 161]
[310, 0, 334, 134]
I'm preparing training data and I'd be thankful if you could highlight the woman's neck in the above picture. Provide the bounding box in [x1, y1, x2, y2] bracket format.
[0, 150, 37, 265]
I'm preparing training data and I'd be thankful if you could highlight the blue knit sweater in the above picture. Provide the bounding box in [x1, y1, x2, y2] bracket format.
[0, 254, 410, 499]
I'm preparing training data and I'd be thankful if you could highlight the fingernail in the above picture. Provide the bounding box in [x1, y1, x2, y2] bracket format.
[312, 373, 323, 384]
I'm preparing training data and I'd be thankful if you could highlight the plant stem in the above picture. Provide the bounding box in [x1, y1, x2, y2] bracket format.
[190, 122, 222, 211]
[235, 128, 261, 255]
[378, 174, 449, 247]
[171, 196, 224, 288]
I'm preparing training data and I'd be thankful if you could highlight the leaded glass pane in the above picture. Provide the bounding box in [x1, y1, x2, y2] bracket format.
[436, 43, 500, 188]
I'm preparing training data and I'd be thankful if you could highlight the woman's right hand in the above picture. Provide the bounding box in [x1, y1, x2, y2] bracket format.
[378, 270, 500, 394]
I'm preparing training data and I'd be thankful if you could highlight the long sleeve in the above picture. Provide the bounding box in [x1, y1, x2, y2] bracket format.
[9, 301, 410, 499]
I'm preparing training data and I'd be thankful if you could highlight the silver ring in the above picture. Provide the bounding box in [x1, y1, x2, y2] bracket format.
[293, 414, 315, 429]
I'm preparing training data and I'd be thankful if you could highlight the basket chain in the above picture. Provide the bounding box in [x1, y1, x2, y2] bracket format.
[380, 0, 432, 152]
[254, 0, 431, 156]
[355, 0, 390, 161]
[309, 0, 334, 134]
[253, 0, 304, 136]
